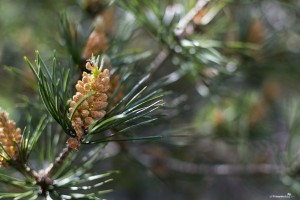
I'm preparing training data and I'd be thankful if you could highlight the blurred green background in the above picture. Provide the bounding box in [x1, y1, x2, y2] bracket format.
[2, 0, 300, 199]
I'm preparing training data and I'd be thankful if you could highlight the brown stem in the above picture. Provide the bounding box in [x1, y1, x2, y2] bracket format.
[36, 171, 53, 197]
[10, 143, 75, 197]
[22, 163, 39, 179]
[11, 161, 53, 197]
[32, 144, 75, 196]
[46, 145, 74, 178]
[11, 161, 39, 180]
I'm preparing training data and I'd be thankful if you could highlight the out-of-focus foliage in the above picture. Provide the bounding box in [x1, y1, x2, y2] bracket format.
[2, 0, 300, 199]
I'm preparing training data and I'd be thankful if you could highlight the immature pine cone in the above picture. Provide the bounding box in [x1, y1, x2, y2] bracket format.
[82, 16, 109, 60]
[68, 60, 110, 148]
[0, 111, 22, 167]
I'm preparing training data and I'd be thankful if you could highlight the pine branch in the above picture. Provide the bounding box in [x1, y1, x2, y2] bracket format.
[131, 150, 284, 175]
[175, 0, 210, 37]
[166, 159, 284, 175]
[148, 51, 169, 72]
[11, 162, 39, 180]
[46, 145, 74, 178]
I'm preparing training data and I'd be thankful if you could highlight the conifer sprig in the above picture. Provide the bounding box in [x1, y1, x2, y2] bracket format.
[22, 43, 166, 145]
[24, 52, 75, 137]
[59, 13, 84, 66]
[117, 0, 231, 77]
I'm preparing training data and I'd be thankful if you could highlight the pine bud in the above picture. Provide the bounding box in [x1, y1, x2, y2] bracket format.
[68, 60, 110, 148]
[82, 16, 109, 60]
[0, 110, 22, 167]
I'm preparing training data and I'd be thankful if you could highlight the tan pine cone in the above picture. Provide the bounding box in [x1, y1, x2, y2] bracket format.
[68, 60, 110, 149]
[0, 110, 22, 167]
[247, 19, 265, 45]
[82, 16, 109, 60]
[82, 30, 109, 60]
